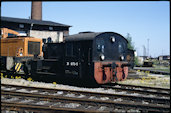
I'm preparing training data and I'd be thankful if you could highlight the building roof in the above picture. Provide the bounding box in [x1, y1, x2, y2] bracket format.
[1, 16, 71, 27]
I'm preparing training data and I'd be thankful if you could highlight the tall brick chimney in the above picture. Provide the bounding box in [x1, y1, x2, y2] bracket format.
[31, 1, 42, 20]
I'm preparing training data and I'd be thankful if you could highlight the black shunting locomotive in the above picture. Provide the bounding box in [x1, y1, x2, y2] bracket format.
[30, 32, 132, 86]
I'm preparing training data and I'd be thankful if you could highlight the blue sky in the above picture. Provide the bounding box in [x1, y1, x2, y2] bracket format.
[1, 1, 170, 57]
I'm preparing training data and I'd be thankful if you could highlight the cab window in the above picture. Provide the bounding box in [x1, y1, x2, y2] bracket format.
[96, 39, 105, 53]
[118, 41, 126, 53]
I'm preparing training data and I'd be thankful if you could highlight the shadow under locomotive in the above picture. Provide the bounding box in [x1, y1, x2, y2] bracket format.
[30, 32, 132, 87]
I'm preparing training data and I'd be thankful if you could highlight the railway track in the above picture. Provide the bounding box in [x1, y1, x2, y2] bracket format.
[1, 84, 170, 113]
[134, 67, 170, 75]
[101, 83, 170, 97]
[127, 68, 170, 79]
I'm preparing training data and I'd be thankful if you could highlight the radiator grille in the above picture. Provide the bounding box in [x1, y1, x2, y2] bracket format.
[28, 41, 40, 55]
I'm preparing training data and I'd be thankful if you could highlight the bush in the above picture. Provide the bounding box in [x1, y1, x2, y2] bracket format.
[134, 56, 139, 66]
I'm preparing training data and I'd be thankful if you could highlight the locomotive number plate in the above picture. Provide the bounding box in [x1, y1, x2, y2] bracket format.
[66, 62, 79, 66]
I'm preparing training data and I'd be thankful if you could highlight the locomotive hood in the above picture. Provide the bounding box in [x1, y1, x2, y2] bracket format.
[65, 32, 128, 43]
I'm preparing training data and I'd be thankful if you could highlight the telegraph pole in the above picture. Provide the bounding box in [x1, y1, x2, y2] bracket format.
[147, 38, 149, 57]
[143, 45, 146, 56]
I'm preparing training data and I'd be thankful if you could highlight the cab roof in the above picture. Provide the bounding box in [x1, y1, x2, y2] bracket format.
[65, 32, 128, 43]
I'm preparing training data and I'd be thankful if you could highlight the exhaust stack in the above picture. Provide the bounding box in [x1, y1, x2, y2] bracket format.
[31, 1, 42, 20]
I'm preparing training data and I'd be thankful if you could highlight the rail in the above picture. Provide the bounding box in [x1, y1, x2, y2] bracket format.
[1, 83, 170, 113]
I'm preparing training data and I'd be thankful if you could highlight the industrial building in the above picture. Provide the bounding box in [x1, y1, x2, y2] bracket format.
[1, 16, 71, 43]
[158, 55, 170, 61]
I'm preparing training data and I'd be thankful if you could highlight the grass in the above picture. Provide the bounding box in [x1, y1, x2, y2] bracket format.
[153, 65, 170, 73]
[119, 72, 170, 88]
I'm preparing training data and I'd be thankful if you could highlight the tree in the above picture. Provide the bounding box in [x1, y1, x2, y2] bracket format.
[126, 33, 134, 50]
[125, 33, 139, 66]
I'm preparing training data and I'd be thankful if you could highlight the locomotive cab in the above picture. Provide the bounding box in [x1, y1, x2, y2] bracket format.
[0, 28, 42, 74]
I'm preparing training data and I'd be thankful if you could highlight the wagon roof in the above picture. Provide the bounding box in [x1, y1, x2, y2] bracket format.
[65, 32, 128, 42]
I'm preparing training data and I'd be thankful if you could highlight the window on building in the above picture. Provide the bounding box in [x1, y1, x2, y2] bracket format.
[15, 30, 27, 36]
[49, 26, 53, 30]
[58, 32, 64, 42]
[19, 24, 24, 28]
